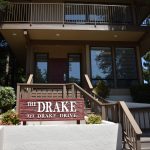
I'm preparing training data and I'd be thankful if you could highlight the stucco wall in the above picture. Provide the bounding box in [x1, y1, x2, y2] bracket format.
[0, 126, 4, 150]
[3, 123, 122, 150]
[33, 45, 84, 59]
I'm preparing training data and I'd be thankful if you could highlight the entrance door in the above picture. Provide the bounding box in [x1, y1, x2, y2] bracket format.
[68, 54, 81, 85]
[48, 59, 67, 83]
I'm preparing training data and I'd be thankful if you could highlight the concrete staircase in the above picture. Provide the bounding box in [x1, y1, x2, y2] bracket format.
[141, 131, 150, 150]
[141, 137, 150, 150]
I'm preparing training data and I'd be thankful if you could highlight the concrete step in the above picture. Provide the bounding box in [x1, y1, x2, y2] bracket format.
[141, 137, 150, 150]
[123, 137, 150, 150]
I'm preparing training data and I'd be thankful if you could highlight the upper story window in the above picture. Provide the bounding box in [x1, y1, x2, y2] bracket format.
[35, 53, 48, 83]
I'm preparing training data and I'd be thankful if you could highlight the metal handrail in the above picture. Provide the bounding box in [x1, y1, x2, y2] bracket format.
[3, 2, 133, 25]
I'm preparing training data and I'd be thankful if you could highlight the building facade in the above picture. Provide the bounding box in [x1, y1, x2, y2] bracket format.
[0, 0, 150, 100]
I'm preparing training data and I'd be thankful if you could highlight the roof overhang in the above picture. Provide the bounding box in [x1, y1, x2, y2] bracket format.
[0, 24, 148, 65]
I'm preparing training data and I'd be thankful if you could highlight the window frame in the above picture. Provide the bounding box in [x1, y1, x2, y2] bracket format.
[90, 46, 139, 88]
[90, 47, 114, 87]
[67, 53, 82, 85]
[34, 53, 48, 83]
[114, 47, 139, 88]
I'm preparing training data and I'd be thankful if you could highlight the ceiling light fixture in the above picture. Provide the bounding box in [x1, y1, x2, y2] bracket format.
[114, 34, 118, 38]
[56, 33, 60, 37]
[12, 33, 17, 36]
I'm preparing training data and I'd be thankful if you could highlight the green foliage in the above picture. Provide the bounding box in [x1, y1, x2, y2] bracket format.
[16, 67, 26, 83]
[0, 53, 6, 85]
[86, 114, 102, 124]
[143, 51, 150, 84]
[0, 0, 8, 13]
[0, 87, 16, 112]
[93, 80, 110, 98]
[130, 84, 150, 103]
[1, 110, 20, 125]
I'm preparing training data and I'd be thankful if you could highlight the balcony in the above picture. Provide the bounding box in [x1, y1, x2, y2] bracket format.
[2, 2, 134, 26]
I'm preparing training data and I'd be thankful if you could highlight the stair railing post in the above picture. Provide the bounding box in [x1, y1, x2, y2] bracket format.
[136, 135, 141, 150]
[102, 105, 106, 120]
[118, 102, 125, 148]
[63, 85, 67, 98]
[71, 84, 75, 98]
[16, 84, 20, 113]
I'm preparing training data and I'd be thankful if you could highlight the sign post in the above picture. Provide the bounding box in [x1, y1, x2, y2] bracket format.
[19, 98, 84, 124]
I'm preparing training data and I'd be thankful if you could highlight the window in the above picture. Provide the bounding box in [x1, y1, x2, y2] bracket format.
[68, 54, 81, 84]
[115, 48, 138, 88]
[90, 47, 114, 87]
[141, 15, 150, 26]
[90, 47, 139, 88]
[35, 54, 48, 83]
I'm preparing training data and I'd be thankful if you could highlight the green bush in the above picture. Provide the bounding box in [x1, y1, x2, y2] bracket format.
[0, 87, 16, 112]
[93, 80, 110, 98]
[0, 0, 8, 12]
[1, 110, 20, 125]
[86, 114, 102, 124]
[130, 84, 150, 103]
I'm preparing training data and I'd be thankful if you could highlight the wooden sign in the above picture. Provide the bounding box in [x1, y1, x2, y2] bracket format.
[19, 99, 84, 121]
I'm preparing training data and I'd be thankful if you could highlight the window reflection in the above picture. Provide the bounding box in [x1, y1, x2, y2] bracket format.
[69, 54, 81, 84]
[90, 47, 138, 88]
[90, 47, 113, 87]
[115, 48, 137, 79]
[91, 47, 113, 79]
[35, 54, 48, 83]
[115, 48, 138, 88]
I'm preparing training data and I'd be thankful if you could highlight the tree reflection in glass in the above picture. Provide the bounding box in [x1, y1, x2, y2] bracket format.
[35, 54, 48, 83]
[115, 48, 137, 79]
[91, 47, 113, 80]
[69, 54, 81, 85]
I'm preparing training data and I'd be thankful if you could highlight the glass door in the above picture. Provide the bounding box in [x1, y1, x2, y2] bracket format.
[68, 54, 81, 85]
[35, 53, 48, 83]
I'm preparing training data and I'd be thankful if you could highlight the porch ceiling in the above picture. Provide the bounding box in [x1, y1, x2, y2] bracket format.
[28, 29, 145, 42]
[0, 29, 26, 66]
[0, 28, 145, 65]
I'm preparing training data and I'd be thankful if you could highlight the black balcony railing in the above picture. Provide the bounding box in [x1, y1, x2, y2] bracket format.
[3, 3, 133, 25]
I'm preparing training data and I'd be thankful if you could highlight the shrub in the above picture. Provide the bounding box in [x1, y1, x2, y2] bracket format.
[130, 84, 150, 103]
[0, 0, 8, 13]
[1, 110, 20, 125]
[0, 87, 16, 112]
[85, 114, 102, 124]
[92, 80, 110, 98]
